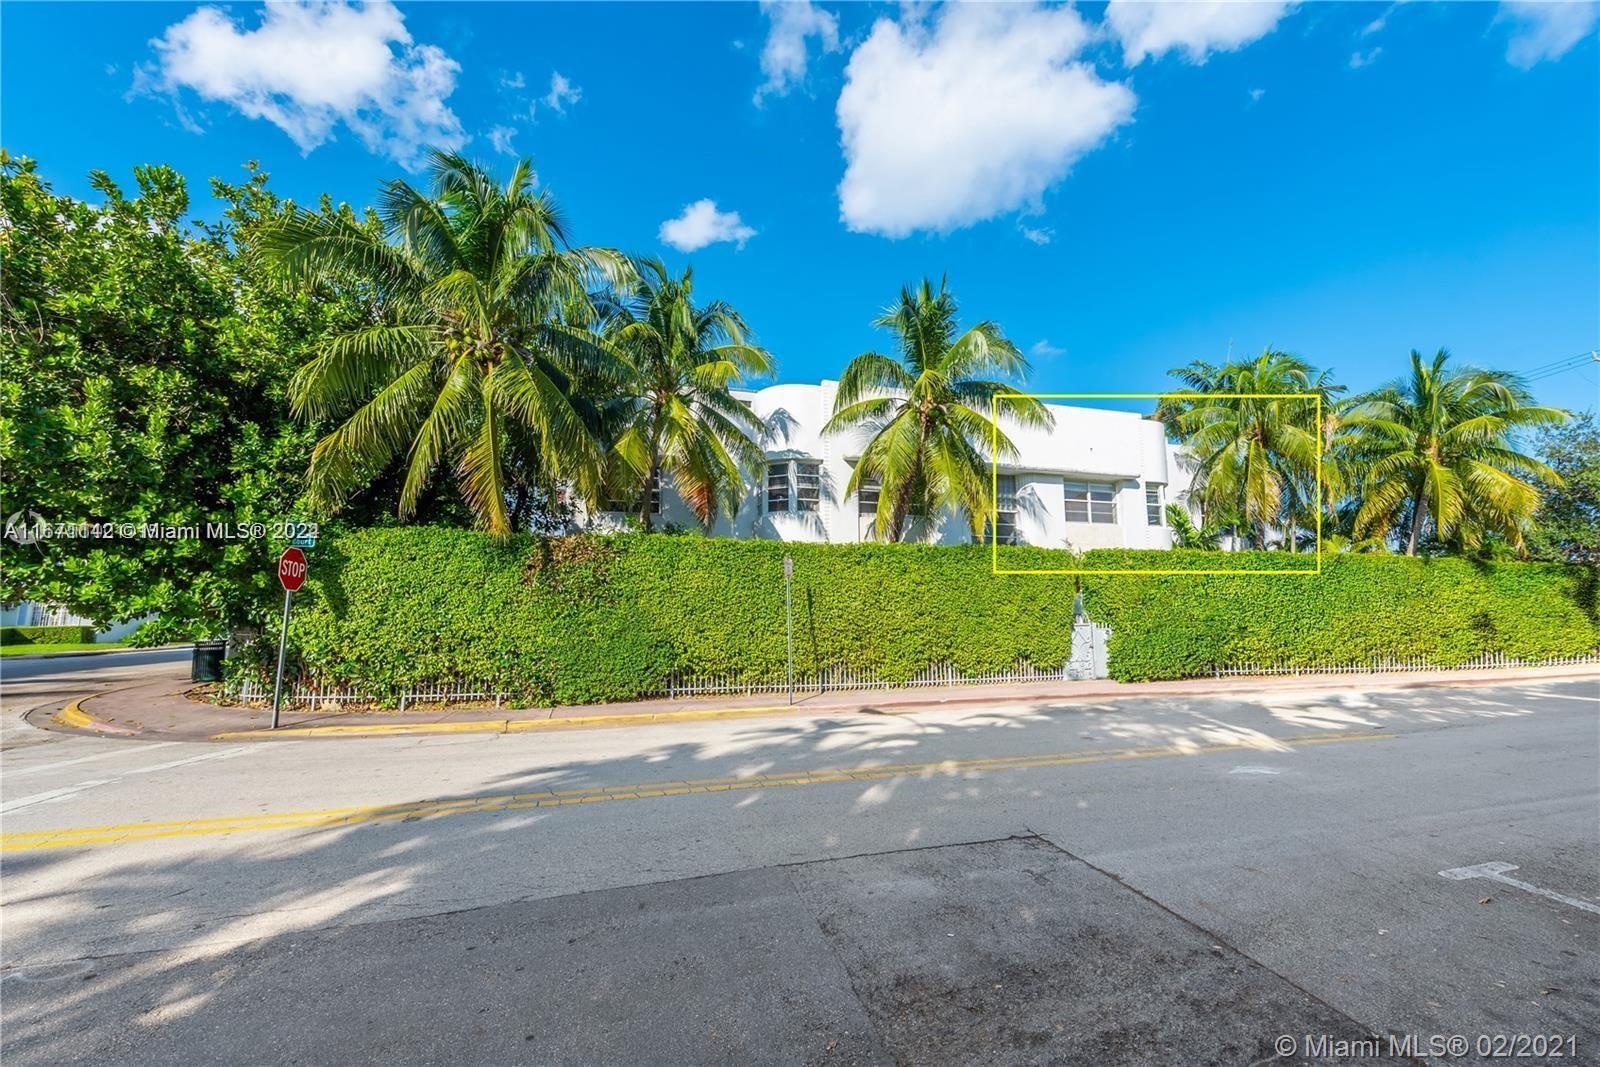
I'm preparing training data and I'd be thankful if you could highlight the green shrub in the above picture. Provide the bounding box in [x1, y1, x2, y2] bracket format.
[1080, 551, 1598, 680]
[0, 624, 96, 646]
[277, 530, 1599, 702]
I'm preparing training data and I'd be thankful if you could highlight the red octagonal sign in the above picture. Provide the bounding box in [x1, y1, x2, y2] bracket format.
[277, 547, 308, 593]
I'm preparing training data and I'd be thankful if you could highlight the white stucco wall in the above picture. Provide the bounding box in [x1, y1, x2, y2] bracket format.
[578, 382, 1200, 550]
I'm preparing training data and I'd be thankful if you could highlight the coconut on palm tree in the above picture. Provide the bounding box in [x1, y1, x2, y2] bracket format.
[1351, 349, 1566, 555]
[1160, 349, 1322, 549]
[595, 260, 773, 530]
[259, 151, 630, 534]
[822, 278, 1052, 542]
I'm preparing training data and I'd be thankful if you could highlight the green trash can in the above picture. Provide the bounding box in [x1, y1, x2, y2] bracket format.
[191, 640, 226, 682]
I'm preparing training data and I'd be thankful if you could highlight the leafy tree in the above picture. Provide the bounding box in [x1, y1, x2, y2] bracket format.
[822, 279, 1052, 541]
[596, 261, 772, 530]
[1525, 410, 1599, 564]
[1164, 503, 1220, 549]
[258, 151, 630, 535]
[1351, 349, 1567, 555]
[0, 153, 363, 631]
[1159, 349, 1322, 550]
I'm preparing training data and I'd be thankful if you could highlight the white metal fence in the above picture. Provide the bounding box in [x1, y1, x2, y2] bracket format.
[235, 679, 506, 712]
[1211, 650, 1600, 678]
[234, 645, 1597, 711]
[234, 659, 1090, 709]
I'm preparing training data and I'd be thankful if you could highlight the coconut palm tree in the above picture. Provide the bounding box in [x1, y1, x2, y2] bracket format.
[1351, 349, 1567, 555]
[1161, 349, 1322, 549]
[595, 260, 773, 530]
[822, 278, 1052, 542]
[258, 151, 630, 534]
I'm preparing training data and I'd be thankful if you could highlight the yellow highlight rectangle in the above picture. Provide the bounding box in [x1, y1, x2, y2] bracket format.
[988, 392, 1322, 576]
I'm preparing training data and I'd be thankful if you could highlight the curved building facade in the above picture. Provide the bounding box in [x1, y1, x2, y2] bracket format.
[582, 381, 1197, 549]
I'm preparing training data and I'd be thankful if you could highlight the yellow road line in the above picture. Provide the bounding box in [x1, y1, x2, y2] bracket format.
[210, 704, 800, 741]
[1, 729, 1392, 852]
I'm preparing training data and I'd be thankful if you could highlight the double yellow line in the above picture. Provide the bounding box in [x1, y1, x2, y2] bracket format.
[0, 729, 1391, 852]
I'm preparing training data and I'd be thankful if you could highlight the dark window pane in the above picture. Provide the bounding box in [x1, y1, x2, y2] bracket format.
[858, 476, 881, 515]
[796, 462, 821, 512]
[767, 463, 789, 513]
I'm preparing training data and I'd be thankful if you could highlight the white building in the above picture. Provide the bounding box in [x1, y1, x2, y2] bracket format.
[586, 381, 1196, 549]
[0, 602, 146, 641]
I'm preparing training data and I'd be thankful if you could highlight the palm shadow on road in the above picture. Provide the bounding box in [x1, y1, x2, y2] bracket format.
[1, 678, 1594, 1062]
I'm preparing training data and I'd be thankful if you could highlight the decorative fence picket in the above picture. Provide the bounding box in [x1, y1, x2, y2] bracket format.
[1211, 650, 1600, 677]
[233, 642, 1596, 712]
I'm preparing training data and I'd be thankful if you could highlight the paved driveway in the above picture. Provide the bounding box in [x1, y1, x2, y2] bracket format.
[2, 671, 1596, 1064]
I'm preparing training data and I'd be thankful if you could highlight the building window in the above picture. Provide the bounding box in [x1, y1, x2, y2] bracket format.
[766, 462, 790, 513]
[795, 461, 821, 513]
[1145, 483, 1163, 526]
[857, 476, 881, 515]
[767, 459, 822, 514]
[603, 468, 660, 514]
[980, 475, 1018, 544]
[1065, 480, 1116, 524]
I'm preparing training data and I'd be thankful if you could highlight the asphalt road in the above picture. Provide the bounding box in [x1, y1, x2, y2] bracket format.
[0, 646, 191, 683]
[1, 663, 1596, 1066]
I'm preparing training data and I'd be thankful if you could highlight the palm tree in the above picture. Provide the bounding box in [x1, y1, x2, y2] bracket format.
[1351, 349, 1567, 555]
[595, 260, 773, 530]
[1164, 503, 1220, 549]
[1160, 349, 1322, 550]
[822, 278, 1052, 542]
[258, 151, 630, 534]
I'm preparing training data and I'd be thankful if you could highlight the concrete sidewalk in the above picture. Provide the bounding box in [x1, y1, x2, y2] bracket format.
[37, 663, 1600, 742]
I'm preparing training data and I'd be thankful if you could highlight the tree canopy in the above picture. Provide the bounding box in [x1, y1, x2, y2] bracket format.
[0, 154, 369, 630]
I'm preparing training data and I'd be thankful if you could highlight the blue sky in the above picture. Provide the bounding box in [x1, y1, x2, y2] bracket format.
[4, 1, 1597, 410]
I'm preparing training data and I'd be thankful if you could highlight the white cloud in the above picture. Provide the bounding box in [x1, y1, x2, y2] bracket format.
[1104, 1, 1296, 65]
[500, 70, 525, 90]
[836, 3, 1135, 238]
[1349, 46, 1382, 68]
[1018, 223, 1054, 245]
[1498, 1, 1598, 68]
[755, 0, 840, 102]
[544, 71, 581, 113]
[487, 125, 517, 156]
[659, 199, 757, 252]
[140, 1, 465, 169]
[1248, 87, 1266, 103]
[1029, 339, 1065, 359]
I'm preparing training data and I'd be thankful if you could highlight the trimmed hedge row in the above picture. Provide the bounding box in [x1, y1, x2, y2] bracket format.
[280, 529, 1599, 703]
[0, 624, 96, 646]
[1078, 549, 1598, 680]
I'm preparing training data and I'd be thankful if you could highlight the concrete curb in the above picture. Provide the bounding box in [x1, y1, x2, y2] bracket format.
[204, 666, 1600, 742]
[211, 703, 804, 741]
[52, 699, 138, 736]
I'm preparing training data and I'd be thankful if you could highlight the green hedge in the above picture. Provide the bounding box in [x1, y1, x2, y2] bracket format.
[278, 529, 1599, 703]
[0, 624, 96, 646]
[1077, 550, 1599, 680]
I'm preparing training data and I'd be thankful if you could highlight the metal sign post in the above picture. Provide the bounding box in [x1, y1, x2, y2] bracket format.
[271, 547, 308, 730]
[270, 588, 293, 730]
[784, 555, 794, 705]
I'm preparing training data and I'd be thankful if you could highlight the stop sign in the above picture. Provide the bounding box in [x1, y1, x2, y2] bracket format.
[277, 547, 308, 592]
